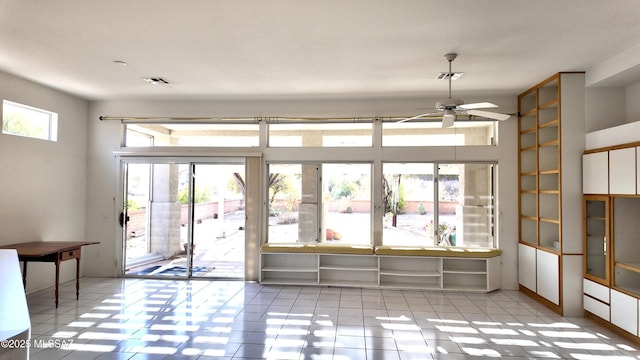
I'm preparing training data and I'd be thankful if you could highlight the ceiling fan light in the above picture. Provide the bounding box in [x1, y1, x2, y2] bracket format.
[442, 109, 456, 128]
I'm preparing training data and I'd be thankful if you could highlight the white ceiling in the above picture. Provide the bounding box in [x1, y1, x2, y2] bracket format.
[1, 0, 640, 101]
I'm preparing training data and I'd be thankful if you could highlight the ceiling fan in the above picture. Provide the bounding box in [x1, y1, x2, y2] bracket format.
[400, 53, 511, 127]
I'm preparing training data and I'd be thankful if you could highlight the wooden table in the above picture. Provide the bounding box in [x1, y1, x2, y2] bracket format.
[0, 241, 99, 308]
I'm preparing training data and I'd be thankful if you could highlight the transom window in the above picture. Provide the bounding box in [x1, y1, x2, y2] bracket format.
[382, 119, 495, 146]
[2, 100, 58, 142]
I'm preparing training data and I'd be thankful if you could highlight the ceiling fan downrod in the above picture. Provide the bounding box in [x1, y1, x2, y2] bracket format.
[444, 53, 457, 100]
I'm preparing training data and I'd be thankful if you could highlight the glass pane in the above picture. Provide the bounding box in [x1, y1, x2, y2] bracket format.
[268, 164, 311, 243]
[126, 129, 153, 146]
[586, 222, 606, 279]
[125, 123, 259, 147]
[437, 163, 495, 248]
[322, 163, 371, 245]
[382, 163, 435, 246]
[124, 163, 190, 277]
[2, 100, 57, 141]
[269, 122, 372, 147]
[191, 163, 245, 278]
[382, 121, 494, 146]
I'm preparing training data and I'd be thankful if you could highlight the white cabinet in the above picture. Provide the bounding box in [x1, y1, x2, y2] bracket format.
[537, 249, 560, 305]
[609, 147, 636, 195]
[583, 152, 609, 194]
[611, 289, 638, 335]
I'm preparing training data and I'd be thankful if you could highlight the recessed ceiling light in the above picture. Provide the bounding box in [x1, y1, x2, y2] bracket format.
[112, 60, 127, 66]
[142, 77, 170, 85]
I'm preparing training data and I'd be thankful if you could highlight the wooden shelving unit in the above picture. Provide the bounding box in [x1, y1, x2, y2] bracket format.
[518, 72, 585, 316]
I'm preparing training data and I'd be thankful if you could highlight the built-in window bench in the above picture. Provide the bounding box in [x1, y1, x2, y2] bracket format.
[260, 243, 501, 292]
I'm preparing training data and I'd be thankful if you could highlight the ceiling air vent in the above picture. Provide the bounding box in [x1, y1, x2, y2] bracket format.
[436, 72, 464, 80]
[142, 77, 170, 85]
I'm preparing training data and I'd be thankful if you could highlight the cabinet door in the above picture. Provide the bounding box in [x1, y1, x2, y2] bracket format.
[609, 148, 636, 195]
[583, 152, 608, 194]
[584, 195, 609, 285]
[537, 249, 560, 305]
[518, 243, 536, 291]
[611, 289, 638, 335]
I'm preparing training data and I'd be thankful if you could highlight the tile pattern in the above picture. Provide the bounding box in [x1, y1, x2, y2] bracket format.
[23, 278, 639, 359]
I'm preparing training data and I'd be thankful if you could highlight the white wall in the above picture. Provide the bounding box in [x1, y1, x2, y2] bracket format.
[626, 81, 640, 123]
[585, 87, 626, 132]
[0, 71, 89, 293]
[85, 96, 521, 289]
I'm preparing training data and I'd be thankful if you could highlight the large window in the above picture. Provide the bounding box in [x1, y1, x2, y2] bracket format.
[267, 163, 371, 245]
[2, 100, 58, 141]
[383, 162, 495, 248]
[117, 117, 501, 249]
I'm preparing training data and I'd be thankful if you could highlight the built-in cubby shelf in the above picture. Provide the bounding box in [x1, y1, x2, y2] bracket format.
[261, 252, 500, 292]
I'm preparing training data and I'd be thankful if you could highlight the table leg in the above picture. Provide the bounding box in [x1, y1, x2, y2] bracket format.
[76, 257, 80, 300]
[55, 260, 60, 308]
[22, 261, 28, 290]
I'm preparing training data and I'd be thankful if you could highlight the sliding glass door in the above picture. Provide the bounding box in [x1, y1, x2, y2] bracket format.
[121, 159, 245, 279]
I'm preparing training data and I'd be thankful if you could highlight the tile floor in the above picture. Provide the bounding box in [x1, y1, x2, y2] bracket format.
[24, 278, 640, 359]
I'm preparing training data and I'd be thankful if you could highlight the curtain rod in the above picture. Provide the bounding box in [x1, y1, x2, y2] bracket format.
[99, 115, 499, 124]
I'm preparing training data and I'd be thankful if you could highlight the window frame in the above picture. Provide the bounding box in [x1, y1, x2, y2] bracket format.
[2, 100, 58, 142]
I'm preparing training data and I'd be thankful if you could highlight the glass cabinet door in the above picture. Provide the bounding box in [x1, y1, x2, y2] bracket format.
[584, 195, 610, 285]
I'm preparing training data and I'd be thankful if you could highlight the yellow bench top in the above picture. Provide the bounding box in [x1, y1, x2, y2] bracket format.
[260, 242, 374, 255]
[260, 243, 500, 258]
[374, 245, 501, 258]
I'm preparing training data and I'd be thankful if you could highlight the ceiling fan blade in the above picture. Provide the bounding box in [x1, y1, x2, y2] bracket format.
[397, 112, 438, 123]
[467, 109, 511, 121]
[459, 102, 498, 110]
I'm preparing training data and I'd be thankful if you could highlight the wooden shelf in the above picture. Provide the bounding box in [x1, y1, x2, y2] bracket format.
[539, 217, 560, 224]
[615, 262, 640, 273]
[520, 126, 537, 134]
[539, 98, 559, 110]
[540, 190, 559, 194]
[539, 169, 559, 175]
[520, 108, 537, 117]
[539, 118, 559, 128]
[539, 139, 559, 147]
